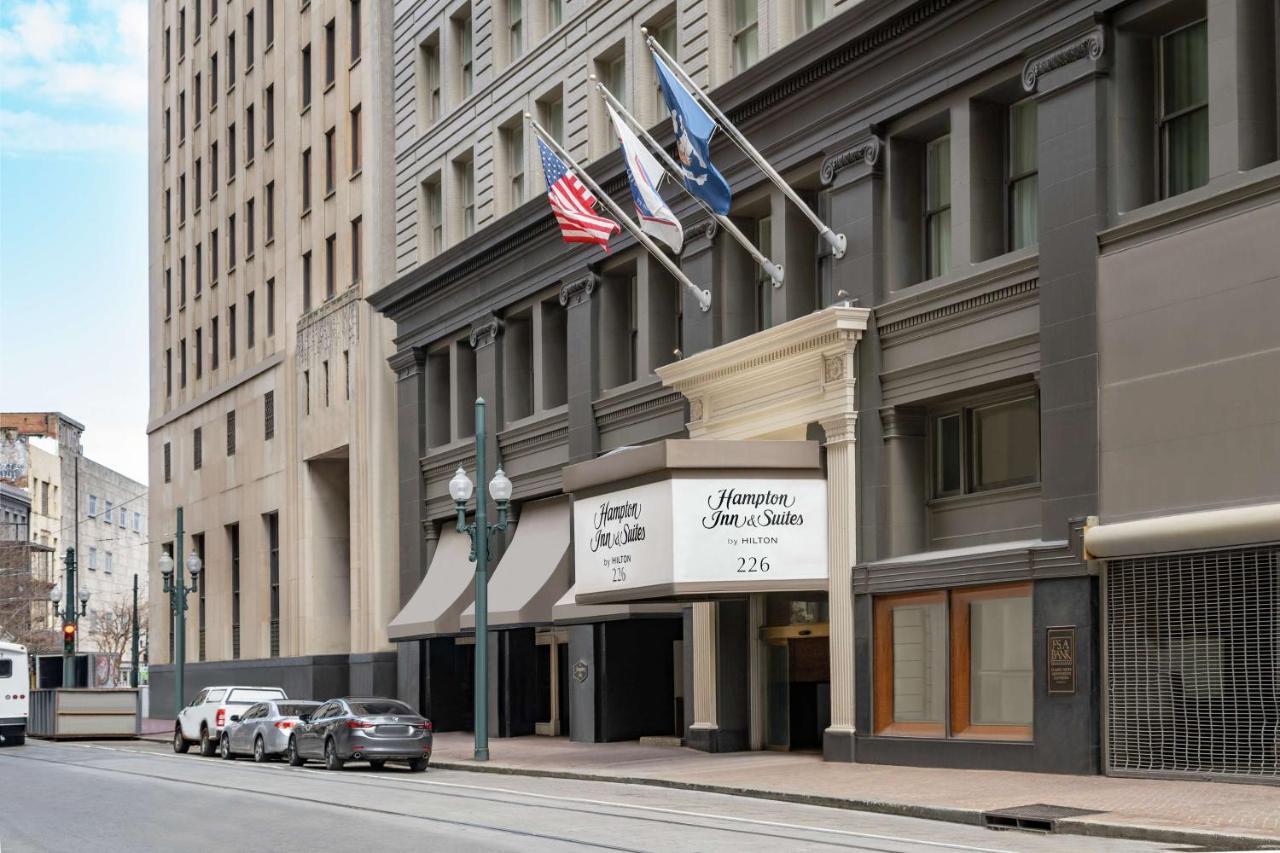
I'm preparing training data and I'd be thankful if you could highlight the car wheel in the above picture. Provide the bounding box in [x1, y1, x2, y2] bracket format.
[408, 757, 428, 773]
[287, 737, 305, 767]
[3, 733, 25, 747]
[199, 726, 217, 757]
[253, 736, 267, 763]
[324, 739, 345, 772]
[368, 759, 386, 771]
[220, 734, 235, 760]
[173, 726, 190, 754]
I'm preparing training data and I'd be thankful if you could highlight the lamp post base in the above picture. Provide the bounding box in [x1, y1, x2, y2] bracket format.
[474, 747, 490, 762]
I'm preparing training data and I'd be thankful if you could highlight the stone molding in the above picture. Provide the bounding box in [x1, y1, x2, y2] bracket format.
[387, 347, 425, 381]
[297, 285, 360, 366]
[879, 278, 1039, 339]
[469, 314, 503, 349]
[558, 271, 598, 307]
[820, 135, 882, 185]
[1022, 25, 1105, 92]
[879, 406, 926, 439]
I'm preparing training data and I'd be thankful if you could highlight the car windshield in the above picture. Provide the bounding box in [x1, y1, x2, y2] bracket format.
[227, 688, 286, 704]
[348, 700, 414, 716]
[278, 703, 319, 716]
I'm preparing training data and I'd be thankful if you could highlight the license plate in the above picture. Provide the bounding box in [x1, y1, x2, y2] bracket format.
[377, 725, 411, 736]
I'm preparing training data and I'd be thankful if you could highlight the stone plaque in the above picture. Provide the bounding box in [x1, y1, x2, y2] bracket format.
[1047, 626, 1076, 695]
[573, 660, 589, 683]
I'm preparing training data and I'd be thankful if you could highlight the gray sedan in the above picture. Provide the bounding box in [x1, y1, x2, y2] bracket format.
[220, 700, 321, 762]
[287, 697, 431, 772]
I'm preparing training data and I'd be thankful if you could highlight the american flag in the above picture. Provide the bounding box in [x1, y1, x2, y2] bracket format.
[538, 137, 619, 249]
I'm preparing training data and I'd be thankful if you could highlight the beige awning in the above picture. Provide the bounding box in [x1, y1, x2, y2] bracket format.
[1084, 502, 1280, 559]
[552, 583, 684, 625]
[461, 496, 571, 630]
[387, 526, 475, 640]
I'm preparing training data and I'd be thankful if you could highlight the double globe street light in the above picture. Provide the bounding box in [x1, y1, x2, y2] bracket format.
[50, 547, 91, 687]
[448, 396, 513, 761]
[158, 509, 203, 715]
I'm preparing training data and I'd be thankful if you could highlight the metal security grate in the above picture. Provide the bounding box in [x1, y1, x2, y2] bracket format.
[1106, 545, 1279, 781]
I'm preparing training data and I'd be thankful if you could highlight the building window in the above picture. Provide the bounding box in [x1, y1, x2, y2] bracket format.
[166, 348, 173, 397]
[164, 27, 170, 75]
[264, 390, 276, 439]
[933, 393, 1039, 498]
[350, 105, 361, 174]
[325, 233, 336, 298]
[652, 18, 676, 120]
[227, 212, 236, 269]
[178, 8, 186, 57]
[227, 409, 236, 455]
[265, 0, 274, 47]
[211, 316, 220, 369]
[924, 135, 951, 279]
[194, 73, 202, 121]
[1008, 99, 1037, 250]
[422, 176, 442, 258]
[1159, 19, 1208, 198]
[458, 156, 475, 237]
[210, 53, 218, 108]
[302, 148, 312, 211]
[195, 242, 203, 292]
[799, 0, 825, 35]
[227, 32, 236, 86]
[455, 11, 473, 101]
[266, 181, 275, 242]
[105, 551, 113, 573]
[344, 350, 350, 400]
[245, 198, 255, 257]
[537, 89, 564, 144]
[303, 251, 313, 310]
[247, 290, 256, 348]
[195, 326, 203, 378]
[504, 123, 525, 210]
[301, 44, 312, 108]
[210, 141, 218, 192]
[228, 122, 236, 177]
[351, 217, 362, 284]
[507, 0, 523, 63]
[325, 128, 336, 192]
[873, 582, 1032, 740]
[246, 10, 254, 68]
[229, 524, 241, 659]
[180, 338, 188, 387]
[266, 278, 276, 335]
[194, 426, 203, 470]
[350, 0, 361, 63]
[104, 500, 113, 524]
[89, 546, 97, 570]
[229, 303, 237, 359]
[194, 534, 206, 660]
[267, 512, 280, 657]
[323, 359, 331, 407]
[179, 91, 186, 142]
[164, 443, 172, 483]
[732, 0, 759, 73]
[210, 228, 219, 284]
[418, 35, 441, 126]
[325, 19, 336, 86]
[265, 84, 275, 144]
[245, 104, 255, 164]
[548, 0, 561, 30]
[305, 369, 311, 415]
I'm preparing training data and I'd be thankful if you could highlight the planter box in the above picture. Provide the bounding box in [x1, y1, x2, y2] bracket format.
[29, 689, 139, 739]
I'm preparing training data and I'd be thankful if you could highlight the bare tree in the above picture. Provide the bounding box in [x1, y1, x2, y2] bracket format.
[89, 597, 148, 672]
[0, 544, 58, 653]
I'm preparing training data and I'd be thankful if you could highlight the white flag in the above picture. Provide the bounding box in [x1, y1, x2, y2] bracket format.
[606, 102, 683, 253]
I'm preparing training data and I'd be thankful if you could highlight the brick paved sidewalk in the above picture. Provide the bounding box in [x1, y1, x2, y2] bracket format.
[425, 731, 1280, 847]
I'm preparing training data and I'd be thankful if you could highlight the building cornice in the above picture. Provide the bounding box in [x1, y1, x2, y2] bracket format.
[1021, 24, 1105, 92]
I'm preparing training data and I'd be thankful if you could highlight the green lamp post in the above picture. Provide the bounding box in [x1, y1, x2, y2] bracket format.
[448, 397, 513, 762]
[49, 547, 90, 688]
[159, 507, 203, 716]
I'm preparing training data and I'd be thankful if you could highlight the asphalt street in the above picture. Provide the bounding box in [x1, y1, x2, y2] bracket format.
[0, 739, 1176, 852]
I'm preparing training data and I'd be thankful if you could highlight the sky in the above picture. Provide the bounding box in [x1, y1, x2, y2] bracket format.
[0, 1, 149, 482]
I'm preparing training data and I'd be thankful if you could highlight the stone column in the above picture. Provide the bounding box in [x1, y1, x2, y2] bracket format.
[561, 271, 599, 464]
[881, 406, 927, 557]
[677, 219, 718, 357]
[389, 345, 426, 705]
[821, 411, 858, 761]
[1208, 0, 1278, 178]
[747, 593, 766, 750]
[687, 601, 719, 749]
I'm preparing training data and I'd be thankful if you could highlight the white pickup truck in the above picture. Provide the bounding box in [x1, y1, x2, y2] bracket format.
[174, 686, 288, 756]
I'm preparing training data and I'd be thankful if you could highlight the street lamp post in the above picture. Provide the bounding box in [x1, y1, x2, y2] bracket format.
[449, 397, 513, 762]
[49, 547, 90, 688]
[159, 507, 203, 716]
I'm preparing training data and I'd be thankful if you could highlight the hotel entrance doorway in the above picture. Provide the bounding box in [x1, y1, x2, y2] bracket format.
[763, 596, 831, 751]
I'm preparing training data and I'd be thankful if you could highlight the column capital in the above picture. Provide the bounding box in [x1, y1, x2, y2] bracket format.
[559, 271, 599, 307]
[821, 413, 858, 445]
[387, 346, 426, 381]
[880, 405, 926, 439]
[1022, 23, 1106, 95]
[680, 217, 719, 261]
[469, 314, 503, 349]
[421, 518, 440, 542]
[820, 133, 882, 187]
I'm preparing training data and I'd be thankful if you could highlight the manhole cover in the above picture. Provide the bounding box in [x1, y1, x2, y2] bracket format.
[981, 803, 1103, 834]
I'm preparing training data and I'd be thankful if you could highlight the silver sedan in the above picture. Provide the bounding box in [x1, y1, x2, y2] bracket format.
[220, 700, 321, 762]
[287, 697, 432, 771]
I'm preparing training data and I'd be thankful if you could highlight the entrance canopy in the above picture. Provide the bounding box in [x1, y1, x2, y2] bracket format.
[461, 496, 571, 630]
[563, 439, 828, 605]
[387, 525, 474, 640]
[552, 583, 683, 624]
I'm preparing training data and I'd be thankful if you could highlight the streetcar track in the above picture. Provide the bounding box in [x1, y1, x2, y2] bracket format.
[6, 741, 1024, 853]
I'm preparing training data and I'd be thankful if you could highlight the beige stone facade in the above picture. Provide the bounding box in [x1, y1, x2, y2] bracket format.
[147, 0, 399, 689]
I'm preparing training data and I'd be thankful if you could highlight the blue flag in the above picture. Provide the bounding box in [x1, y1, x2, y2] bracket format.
[652, 52, 732, 215]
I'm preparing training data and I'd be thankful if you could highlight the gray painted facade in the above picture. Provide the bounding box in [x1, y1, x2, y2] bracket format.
[374, 0, 1280, 775]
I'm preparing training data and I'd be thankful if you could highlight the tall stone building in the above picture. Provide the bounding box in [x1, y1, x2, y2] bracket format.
[147, 0, 399, 707]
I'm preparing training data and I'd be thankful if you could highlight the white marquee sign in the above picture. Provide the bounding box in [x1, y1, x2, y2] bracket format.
[573, 477, 828, 600]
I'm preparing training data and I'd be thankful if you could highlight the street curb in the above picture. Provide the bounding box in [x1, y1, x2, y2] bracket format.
[428, 760, 1280, 851]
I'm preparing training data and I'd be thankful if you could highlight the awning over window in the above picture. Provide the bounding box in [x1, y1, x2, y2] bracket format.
[387, 526, 475, 641]
[551, 583, 683, 625]
[1084, 502, 1280, 559]
[461, 496, 571, 630]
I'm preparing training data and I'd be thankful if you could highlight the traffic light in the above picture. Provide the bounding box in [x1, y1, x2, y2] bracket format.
[62, 622, 76, 654]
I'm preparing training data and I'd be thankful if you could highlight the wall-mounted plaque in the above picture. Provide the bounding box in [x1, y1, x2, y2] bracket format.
[573, 660, 589, 683]
[1047, 626, 1076, 695]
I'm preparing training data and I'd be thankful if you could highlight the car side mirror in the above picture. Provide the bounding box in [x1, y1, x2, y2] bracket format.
[230, 715, 241, 723]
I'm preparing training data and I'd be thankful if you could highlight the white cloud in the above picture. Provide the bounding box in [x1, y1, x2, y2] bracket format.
[0, 1, 78, 63]
[0, 109, 145, 154]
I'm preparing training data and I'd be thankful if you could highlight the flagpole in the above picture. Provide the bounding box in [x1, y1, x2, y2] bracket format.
[643, 29, 847, 260]
[594, 79, 785, 288]
[528, 115, 712, 312]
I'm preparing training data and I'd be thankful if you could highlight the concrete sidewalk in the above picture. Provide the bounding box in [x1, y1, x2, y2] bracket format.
[425, 732, 1280, 849]
[139, 720, 1279, 848]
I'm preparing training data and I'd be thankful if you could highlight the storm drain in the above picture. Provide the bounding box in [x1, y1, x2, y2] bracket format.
[980, 804, 1102, 834]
